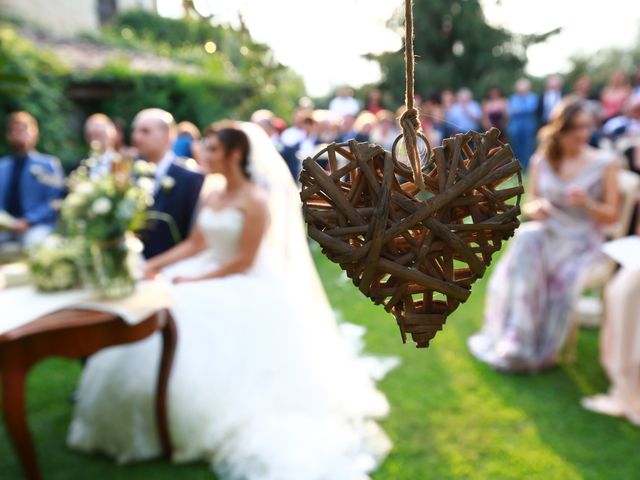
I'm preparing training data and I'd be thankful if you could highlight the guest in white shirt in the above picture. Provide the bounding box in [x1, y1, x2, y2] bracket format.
[83, 113, 118, 178]
[280, 108, 309, 147]
[329, 86, 360, 117]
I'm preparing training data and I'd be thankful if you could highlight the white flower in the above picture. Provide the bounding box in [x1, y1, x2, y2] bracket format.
[161, 176, 175, 191]
[89, 140, 102, 153]
[75, 182, 95, 196]
[134, 160, 156, 177]
[91, 197, 112, 215]
[137, 177, 155, 194]
[65, 193, 83, 208]
[42, 234, 63, 250]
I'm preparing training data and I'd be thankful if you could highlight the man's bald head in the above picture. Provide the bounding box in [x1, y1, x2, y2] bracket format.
[132, 108, 176, 163]
[133, 108, 176, 132]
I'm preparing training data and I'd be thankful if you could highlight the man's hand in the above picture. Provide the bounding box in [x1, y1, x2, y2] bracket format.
[172, 275, 198, 285]
[11, 219, 30, 235]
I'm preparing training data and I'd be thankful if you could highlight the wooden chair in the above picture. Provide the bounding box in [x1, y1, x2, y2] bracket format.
[563, 168, 640, 362]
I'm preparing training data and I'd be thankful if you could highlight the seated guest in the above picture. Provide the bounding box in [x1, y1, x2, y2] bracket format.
[329, 86, 360, 117]
[371, 109, 400, 151]
[281, 114, 318, 180]
[335, 114, 359, 143]
[83, 113, 118, 177]
[0, 111, 64, 247]
[353, 111, 377, 143]
[582, 259, 640, 426]
[132, 108, 204, 258]
[602, 95, 640, 141]
[172, 120, 201, 165]
[468, 97, 620, 373]
[445, 88, 482, 134]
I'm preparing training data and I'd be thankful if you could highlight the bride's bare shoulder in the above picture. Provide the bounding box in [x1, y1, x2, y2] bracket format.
[239, 184, 269, 215]
[247, 184, 269, 203]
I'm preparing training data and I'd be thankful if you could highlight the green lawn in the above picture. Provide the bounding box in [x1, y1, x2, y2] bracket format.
[1, 250, 639, 479]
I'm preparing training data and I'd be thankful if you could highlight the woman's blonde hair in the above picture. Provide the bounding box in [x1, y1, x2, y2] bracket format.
[538, 95, 589, 171]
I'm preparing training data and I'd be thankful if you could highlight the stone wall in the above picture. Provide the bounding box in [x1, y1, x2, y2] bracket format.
[0, 0, 157, 36]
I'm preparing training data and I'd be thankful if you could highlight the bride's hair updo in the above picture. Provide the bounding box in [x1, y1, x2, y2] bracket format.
[538, 96, 589, 171]
[205, 121, 251, 179]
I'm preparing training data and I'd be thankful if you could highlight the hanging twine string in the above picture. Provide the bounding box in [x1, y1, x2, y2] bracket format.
[399, 0, 427, 192]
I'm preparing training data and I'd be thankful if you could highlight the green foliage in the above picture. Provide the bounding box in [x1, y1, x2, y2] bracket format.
[110, 9, 218, 50]
[372, 0, 557, 102]
[73, 66, 247, 131]
[0, 22, 82, 165]
[100, 10, 305, 119]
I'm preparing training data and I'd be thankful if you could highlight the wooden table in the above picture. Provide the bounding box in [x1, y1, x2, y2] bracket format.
[0, 308, 177, 480]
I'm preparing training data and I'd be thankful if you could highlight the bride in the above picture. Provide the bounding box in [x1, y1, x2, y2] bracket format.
[67, 122, 398, 480]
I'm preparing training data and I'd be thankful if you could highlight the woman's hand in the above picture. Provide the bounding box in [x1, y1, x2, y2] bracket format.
[142, 264, 160, 280]
[523, 199, 551, 220]
[565, 186, 590, 208]
[172, 275, 198, 285]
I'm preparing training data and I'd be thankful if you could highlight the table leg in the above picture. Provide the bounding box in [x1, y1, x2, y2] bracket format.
[2, 364, 41, 480]
[156, 311, 177, 457]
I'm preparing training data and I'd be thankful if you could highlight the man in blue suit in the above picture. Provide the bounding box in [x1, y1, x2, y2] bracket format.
[0, 111, 64, 247]
[132, 108, 204, 259]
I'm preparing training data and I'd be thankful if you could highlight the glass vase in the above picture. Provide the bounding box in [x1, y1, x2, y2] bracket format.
[90, 236, 135, 299]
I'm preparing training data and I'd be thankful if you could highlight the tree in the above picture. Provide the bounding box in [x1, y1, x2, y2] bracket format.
[109, 10, 305, 118]
[371, 0, 557, 103]
[0, 22, 81, 164]
[565, 31, 640, 91]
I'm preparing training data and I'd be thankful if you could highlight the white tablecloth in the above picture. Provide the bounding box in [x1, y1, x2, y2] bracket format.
[0, 280, 175, 336]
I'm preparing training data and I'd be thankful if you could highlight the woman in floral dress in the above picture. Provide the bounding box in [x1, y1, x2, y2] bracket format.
[468, 97, 620, 373]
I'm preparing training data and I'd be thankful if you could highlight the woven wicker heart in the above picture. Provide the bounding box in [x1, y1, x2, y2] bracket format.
[300, 127, 523, 348]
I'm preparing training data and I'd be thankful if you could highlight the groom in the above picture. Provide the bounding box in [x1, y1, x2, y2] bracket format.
[132, 108, 204, 258]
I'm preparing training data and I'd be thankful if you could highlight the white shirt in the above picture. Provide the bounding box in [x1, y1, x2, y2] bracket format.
[154, 151, 175, 195]
[281, 127, 306, 147]
[89, 150, 116, 179]
[329, 96, 360, 117]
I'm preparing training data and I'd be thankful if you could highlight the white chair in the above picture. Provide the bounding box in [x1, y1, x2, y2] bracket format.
[563, 168, 640, 362]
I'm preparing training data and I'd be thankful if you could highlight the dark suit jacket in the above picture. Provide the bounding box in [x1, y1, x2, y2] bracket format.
[142, 161, 204, 259]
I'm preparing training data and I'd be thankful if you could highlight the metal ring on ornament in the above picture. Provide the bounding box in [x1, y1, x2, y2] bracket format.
[391, 132, 434, 181]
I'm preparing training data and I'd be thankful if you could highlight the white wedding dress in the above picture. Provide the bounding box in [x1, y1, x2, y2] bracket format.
[67, 124, 399, 480]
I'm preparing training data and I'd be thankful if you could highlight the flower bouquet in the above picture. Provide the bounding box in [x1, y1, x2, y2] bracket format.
[28, 234, 82, 292]
[59, 154, 154, 299]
